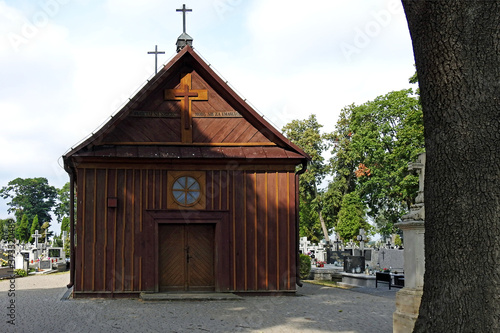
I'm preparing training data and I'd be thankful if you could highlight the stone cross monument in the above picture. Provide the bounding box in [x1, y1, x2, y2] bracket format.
[31, 230, 42, 249]
[393, 152, 426, 333]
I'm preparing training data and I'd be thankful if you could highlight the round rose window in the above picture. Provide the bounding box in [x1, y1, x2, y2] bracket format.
[172, 176, 201, 206]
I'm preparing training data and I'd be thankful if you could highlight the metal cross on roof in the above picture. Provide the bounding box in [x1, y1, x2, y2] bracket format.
[147, 45, 165, 75]
[176, 4, 192, 34]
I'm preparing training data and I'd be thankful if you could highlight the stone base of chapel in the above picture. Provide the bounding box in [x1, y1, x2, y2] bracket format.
[393, 287, 423, 333]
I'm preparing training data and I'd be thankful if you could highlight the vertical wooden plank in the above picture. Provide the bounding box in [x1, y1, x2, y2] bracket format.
[225, 170, 229, 211]
[290, 172, 298, 288]
[75, 168, 85, 292]
[106, 169, 116, 292]
[114, 169, 124, 292]
[145, 170, 150, 210]
[131, 169, 135, 291]
[254, 172, 258, 290]
[139, 257, 142, 291]
[243, 171, 248, 291]
[278, 172, 289, 290]
[256, 172, 267, 290]
[103, 169, 108, 291]
[140, 169, 144, 232]
[245, 172, 256, 291]
[206, 170, 214, 210]
[119, 169, 133, 291]
[126, 169, 134, 291]
[161, 169, 167, 210]
[94, 169, 106, 291]
[152, 170, 156, 209]
[267, 172, 277, 290]
[134, 169, 141, 291]
[92, 169, 97, 291]
[234, 170, 245, 291]
[84, 168, 95, 291]
[154, 169, 161, 209]
[229, 171, 235, 290]
[159, 170, 163, 209]
[121, 170, 129, 291]
[80, 169, 86, 291]
[216, 212, 230, 291]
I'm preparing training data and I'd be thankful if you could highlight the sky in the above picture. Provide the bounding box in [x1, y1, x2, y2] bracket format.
[0, 0, 416, 234]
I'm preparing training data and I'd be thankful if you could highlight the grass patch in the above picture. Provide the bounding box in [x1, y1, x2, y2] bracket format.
[303, 280, 355, 289]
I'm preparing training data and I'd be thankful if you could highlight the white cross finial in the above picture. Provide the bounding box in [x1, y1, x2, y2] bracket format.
[31, 230, 41, 248]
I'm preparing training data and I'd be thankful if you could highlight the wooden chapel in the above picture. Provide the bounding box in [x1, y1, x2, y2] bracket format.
[63, 27, 309, 297]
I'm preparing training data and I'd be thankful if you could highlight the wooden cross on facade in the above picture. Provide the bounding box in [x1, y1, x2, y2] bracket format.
[32, 230, 41, 249]
[164, 73, 208, 142]
[176, 4, 192, 33]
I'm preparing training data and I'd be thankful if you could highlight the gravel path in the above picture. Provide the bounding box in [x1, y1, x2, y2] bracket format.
[0, 272, 396, 332]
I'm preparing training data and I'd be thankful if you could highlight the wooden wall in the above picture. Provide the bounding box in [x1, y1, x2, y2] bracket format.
[74, 166, 297, 294]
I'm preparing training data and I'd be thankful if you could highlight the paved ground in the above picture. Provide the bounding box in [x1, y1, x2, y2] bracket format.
[0, 272, 396, 332]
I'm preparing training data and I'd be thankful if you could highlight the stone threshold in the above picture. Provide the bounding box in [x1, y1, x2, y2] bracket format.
[140, 292, 242, 301]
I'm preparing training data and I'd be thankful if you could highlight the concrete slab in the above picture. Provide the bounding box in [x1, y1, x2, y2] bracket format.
[140, 292, 243, 301]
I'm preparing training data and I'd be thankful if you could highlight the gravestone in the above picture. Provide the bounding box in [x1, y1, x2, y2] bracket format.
[327, 250, 352, 265]
[48, 247, 64, 259]
[39, 260, 51, 270]
[15, 253, 28, 271]
[344, 256, 365, 274]
[364, 249, 372, 261]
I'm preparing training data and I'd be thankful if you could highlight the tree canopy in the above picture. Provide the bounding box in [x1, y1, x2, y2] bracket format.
[283, 82, 424, 244]
[330, 87, 424, 237]
[0, 177, 57, 227]
[54, 182, 70, 223]
[282, 114, 334, 243]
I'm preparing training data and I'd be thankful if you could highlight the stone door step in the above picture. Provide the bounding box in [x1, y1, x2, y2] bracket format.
[140, 292, 242, 301]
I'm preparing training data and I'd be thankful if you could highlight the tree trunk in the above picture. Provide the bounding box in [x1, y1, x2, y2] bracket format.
[319, 211, 330, 243]
[401, 1, 500, 331]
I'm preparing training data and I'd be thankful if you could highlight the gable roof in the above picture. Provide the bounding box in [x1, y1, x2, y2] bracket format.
[64, 46, 309, 166]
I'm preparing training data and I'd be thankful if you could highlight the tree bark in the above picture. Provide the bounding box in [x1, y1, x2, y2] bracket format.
[319, 210, 330, 243]
[401, 1, 500, 331]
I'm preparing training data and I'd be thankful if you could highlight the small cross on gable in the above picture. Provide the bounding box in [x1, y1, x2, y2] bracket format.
[147, 45, 165, 75]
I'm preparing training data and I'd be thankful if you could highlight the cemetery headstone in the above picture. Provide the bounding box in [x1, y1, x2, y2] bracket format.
[39, 260, 51, 270]
[344, 255, 366, 273]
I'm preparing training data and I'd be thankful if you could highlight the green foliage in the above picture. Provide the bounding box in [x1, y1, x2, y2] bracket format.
[0, 177, 57, 228]
[41, 221, 51, 243]
[61, 216, 70, 233]
[54, 182, 71, 223]
[28, 215, 39, 243]
[299, 254, 312, 280]
[331, 88, 424, 236]
[394, 234, 403, 247]
[16, 215, 29, 242]
[282, 114, 334, 241]
[63, 235, 70, 258]
[0, 218, 16, 242]
[52, 233, 64, 247]
[336, 192, 371, 241]
[14, 269, 27, 277]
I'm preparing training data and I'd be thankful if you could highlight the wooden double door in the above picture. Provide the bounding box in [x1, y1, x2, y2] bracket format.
[159, 224, 215, 292]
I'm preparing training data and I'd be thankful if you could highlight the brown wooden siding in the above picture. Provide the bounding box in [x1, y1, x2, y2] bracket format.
[74, 167, 297, 293]
[98, 69, 271, 146]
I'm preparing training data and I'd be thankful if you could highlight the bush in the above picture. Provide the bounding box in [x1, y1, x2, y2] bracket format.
[299, 254, 312, 280]
[14, 269, 27, 277]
